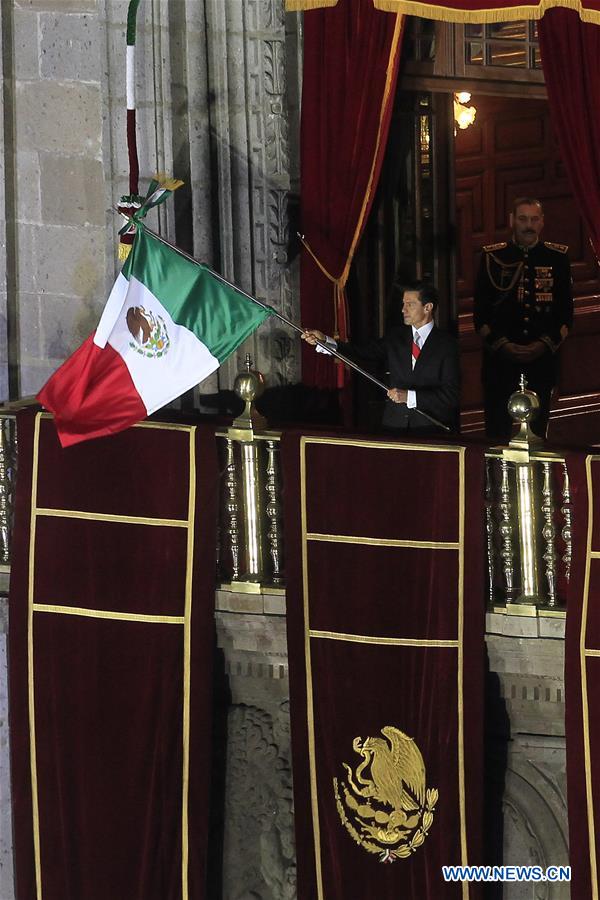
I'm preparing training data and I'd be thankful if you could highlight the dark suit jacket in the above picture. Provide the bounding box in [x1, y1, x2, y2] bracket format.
[338, 324, 460, 433]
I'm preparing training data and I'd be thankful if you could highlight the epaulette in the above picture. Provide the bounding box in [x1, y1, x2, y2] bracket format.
[483, 241, 507, 252]
[544, 241, 569, 253]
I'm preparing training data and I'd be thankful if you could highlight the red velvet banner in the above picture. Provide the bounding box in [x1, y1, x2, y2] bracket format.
[564, 452, 600, 898]
[283, 433, 485, 898]
[9, 412, 218, 900]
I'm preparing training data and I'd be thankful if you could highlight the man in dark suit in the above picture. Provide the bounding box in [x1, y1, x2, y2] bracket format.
[301, 283, 460, 434]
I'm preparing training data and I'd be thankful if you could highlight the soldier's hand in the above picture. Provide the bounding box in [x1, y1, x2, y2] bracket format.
[515, 340, 546, 363]
[501, 342, 522, 359]
[301, 329, 326, 346]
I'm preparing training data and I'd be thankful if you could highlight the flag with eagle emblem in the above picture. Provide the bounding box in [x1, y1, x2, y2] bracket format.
[37, 226, 271, 447]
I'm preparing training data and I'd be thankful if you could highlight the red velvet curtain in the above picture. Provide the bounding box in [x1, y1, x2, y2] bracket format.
[538, 8, 600, 258]
[300, 0, 403, 387]
[564, 451, 600, 897]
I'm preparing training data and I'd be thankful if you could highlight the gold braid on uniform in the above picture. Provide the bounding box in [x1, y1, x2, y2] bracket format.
[485, 252, 524, 293]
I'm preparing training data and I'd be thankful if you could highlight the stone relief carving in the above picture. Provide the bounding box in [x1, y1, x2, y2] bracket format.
[224, 701, 296, 900]
[203, 0, 300, 389]
[502, 752, 569, 899]
[503, 798, 549, 899]
[261, 0, 286, 29]
[264, 42, 289, 178]
[244, 0, 300, 386]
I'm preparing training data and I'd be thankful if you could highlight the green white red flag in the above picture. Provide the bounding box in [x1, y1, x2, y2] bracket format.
[37, 227, 272, 447]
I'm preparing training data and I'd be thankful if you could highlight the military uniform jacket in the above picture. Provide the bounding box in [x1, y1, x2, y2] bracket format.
[473, 240, 573, 354]
[338, 324, 460, 432]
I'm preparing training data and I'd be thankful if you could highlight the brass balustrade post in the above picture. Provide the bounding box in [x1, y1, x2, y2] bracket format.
[484, 456, 496, 605]
[561, 462, 573, 584]
[486, 377, 569, 615]
[265, 439, 283, 584]
[0, 414, 17, 575]
[514, 457, 540, 605]
[240, 439, 263, 582]
[541, 461, 558, 608]
[498, 458, 516, 604]
[217, 356, 284, 592]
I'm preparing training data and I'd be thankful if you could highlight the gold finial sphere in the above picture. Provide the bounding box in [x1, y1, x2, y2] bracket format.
[233, 355, 265, 404]
[507, 375, 540, 424]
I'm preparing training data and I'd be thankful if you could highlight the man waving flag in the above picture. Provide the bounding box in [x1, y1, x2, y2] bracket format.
[38, 227, 272, 447]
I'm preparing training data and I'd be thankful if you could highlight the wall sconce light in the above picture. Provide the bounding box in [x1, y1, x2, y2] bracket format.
[454, 91, 477, 131]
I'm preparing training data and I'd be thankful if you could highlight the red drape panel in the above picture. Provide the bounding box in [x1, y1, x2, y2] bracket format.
[539, 8, 600, 258]
[283, 432, 484, 898]
[565, 452, 600, 898]
[9, 412, 217, 900]
[300, 0, 403, 387]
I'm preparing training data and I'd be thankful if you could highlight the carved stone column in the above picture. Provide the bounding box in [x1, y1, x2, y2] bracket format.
[204, 0, 301, 392]
[215, 591, 295, 900]
[486, 612, 569, 898]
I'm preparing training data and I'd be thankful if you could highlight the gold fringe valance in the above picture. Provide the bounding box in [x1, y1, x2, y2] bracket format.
[286, 0, 600, 24]
[285, 0, 338, 9]
[373, 0, 600, 23]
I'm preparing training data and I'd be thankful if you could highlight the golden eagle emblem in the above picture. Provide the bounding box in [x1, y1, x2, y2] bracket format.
[126, 305, 170, 359]
[333, 725, 438, 863]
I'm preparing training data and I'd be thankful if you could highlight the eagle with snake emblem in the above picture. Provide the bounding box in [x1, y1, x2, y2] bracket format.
[333, 725, 438, 863]
[126, 305, 170, 358]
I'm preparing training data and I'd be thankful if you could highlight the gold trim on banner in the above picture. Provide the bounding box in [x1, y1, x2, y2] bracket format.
[457, 448, 468, 899]
[35, 508, 188, 528]
[181, 427, 197, 900]
[307, 532, 459, 549]
[28, 413, 43, 900]
[585, 649, 600, 658]
[133, 420, 198, 433]
[310, 630, 459, 647]
[302, 434, 462, 454]
[32, 604, 185, 625]
[286, 0, 338, 8]
[373, 0, 600, 26]
[39, 411, 197, 435]
[582, 455, 598, 899]
[300, 438, 325, 897]
[299, 435, 470, 899]
[27, 412, 197, 900]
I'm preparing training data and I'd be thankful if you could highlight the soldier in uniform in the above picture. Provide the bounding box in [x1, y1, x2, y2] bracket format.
[474, 197, 573, 440]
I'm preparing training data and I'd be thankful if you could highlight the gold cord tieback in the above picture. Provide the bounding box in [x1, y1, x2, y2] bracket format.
[298, 233, 349, 338]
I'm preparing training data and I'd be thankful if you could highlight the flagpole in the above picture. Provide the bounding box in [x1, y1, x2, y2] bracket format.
[116, 215, 450, 432]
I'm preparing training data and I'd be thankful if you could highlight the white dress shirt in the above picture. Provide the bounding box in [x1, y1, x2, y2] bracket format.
[407, 320, 434, 408]
[316, 320, 434, 409]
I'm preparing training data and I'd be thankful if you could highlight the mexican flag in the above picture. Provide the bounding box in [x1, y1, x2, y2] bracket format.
[37, 227, 272, 447]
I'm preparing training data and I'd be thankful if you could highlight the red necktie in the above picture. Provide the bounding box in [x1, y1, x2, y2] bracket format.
[412, 332, 421, 364]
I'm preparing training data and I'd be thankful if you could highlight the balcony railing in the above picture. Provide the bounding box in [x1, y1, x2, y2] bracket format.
[484, 449, 570, 613]
[0, 375, 575, 614]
